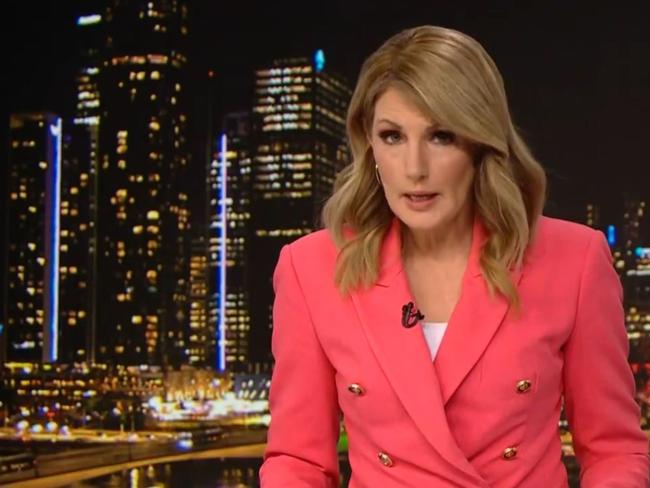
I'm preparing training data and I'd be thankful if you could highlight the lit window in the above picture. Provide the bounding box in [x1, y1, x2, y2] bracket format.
[147, 210, 159, 220]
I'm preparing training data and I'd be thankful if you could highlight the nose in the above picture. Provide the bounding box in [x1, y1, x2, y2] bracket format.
[404, 140, 428, 182]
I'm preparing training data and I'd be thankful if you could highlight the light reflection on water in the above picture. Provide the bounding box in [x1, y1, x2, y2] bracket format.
[66, 456, 578, 488]
[65, 458, 326, 488]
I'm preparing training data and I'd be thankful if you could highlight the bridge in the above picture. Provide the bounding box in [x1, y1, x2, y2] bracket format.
[1, 430, 267, 488]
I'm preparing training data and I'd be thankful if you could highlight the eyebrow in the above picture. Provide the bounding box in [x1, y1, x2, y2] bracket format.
[375, 118, 401, 127]
[374, 118, 439, 130]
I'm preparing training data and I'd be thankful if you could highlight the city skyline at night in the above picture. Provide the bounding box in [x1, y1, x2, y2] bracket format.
[0, 2, 649, 485]
[2, 0, 649, 375]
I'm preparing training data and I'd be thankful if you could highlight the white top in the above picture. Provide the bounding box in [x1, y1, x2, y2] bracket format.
[420, 321, 448, 360]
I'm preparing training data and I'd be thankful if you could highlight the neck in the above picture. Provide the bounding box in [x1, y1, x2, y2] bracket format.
[402, 207, 474, 262]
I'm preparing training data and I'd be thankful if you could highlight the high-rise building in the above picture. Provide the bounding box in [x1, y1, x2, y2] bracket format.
[210, 113, 253, 372]
[72, 3, 105, 365]
[95, 0, 191, 367]
[248, 51, 351, 369]
[187, 236, 211, 367]
[75, 6, 104, 127]
[622, 198, 648, 272]
[5, 113, 63, 363]
[58, 123, 95, 364]
[585, 203, 600, 229]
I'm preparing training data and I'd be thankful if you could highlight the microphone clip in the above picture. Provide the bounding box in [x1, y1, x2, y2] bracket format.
[401, 302, 425, 328]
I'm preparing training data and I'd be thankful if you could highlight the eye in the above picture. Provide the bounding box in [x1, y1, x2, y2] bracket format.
[431, 130, 456, 145]
[378, 130, 402, 145]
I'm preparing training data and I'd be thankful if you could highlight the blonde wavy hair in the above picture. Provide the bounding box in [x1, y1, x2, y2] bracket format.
[321, 25, 547, 309]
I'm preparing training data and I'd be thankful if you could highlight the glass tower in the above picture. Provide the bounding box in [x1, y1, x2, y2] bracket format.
[248, 52, 351, 369]
[95, 0, 191, 367]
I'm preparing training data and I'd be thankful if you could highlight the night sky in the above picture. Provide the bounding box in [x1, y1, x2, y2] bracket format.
[3, 0, 650, 238]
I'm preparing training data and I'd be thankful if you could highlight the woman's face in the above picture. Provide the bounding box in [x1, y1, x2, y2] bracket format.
[369, 87, 476, 235]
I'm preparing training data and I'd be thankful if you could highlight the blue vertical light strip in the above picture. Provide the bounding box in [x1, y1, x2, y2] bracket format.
[607, 225, 616, 247]
[217, 134, 228, 371]
[47, 118, 62, 362]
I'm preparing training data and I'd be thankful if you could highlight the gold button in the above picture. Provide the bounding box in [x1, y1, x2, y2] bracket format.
[377, 451, 393, 467]
[515, 379, 532, 393]
[347, 383, 365, 396]
[502, 446, 518, 459]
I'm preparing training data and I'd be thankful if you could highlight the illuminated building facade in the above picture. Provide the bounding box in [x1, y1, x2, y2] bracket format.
[622, 199, 648, 272]
[71, 4, 105, 364]
[585, 203, 600, 229]
[211, 113, 252, 372]
[626, 246, 650, 421]
[187, 237, 212, 367]
[249, 52, 351, 369]
[58, 124, 94, 364]
[75, 7, 103, 127]
[6, 113, 62, 363]
[95, 0, 191, 366]
[617, 199, 650, 421]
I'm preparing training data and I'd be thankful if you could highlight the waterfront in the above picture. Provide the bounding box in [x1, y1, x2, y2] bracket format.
[67, 456, 581, 488]
[66, 457, 332, 488]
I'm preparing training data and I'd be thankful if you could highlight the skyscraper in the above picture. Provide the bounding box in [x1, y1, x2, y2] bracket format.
[58, 123, 94, 364]
[248, 51, 351, 369]
[585, 203, 600, 229]
[5, 113, 62, 363]
[72, 3, 105, 364]
[187, 236, 211, 367]
[95, 0, 191, 367]
[622, 198, 648, 272]
[211, 113, 253, 372]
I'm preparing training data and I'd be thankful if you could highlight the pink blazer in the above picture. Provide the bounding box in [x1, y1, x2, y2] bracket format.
[260, 215, 649, 487]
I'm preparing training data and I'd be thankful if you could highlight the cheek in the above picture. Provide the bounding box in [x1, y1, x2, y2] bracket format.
[444, 161, 475, 196]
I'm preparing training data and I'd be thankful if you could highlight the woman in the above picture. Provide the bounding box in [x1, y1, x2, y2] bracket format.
[259, 25, 649, 487]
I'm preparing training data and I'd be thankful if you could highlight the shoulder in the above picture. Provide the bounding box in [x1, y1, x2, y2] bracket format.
[280, 228, 339, 275]
[533, 215, 602, 249]
[528, 215, 608, 265]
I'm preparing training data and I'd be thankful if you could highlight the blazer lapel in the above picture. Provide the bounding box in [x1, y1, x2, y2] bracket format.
[350, 218, 485, 482]
[434, 218, 524, 406]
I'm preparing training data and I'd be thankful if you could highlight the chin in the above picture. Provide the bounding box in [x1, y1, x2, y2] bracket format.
[394, 212, 446, 233]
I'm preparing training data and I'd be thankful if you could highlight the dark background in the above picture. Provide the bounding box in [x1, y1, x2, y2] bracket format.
[3, 0, 650, 256]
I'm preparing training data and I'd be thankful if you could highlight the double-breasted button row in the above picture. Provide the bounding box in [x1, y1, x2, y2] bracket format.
[515, 379, 532, 393]
[347, 383, 365, 396]
[377, 451, 393, 467]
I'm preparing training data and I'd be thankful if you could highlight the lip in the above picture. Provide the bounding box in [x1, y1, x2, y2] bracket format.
[403, 191, 438, 197]
[402, 192, 439, 210]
